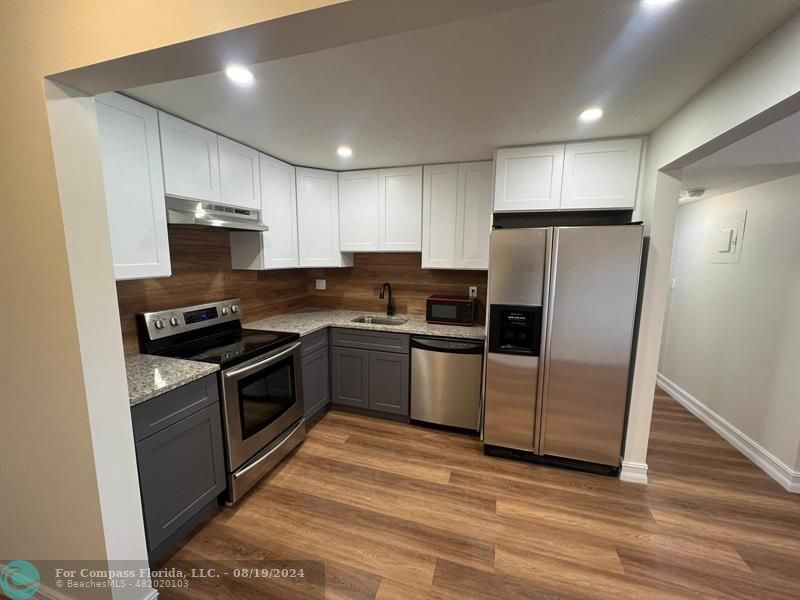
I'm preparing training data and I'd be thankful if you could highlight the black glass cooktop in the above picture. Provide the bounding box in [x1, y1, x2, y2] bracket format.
[157, 328, 299, 368]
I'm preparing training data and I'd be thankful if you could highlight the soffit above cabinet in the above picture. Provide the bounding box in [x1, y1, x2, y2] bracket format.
[124, 0, 797, 170]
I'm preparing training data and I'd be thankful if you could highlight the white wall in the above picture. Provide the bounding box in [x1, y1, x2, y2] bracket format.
[44, 82, 153, 596]
[659, 174, 800, 469]
[622, 11, 800, 482]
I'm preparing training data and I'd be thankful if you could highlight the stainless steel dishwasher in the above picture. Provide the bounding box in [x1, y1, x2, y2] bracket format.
[410, 337, 484, 432]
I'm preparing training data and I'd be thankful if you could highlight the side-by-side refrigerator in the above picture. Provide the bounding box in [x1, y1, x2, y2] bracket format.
[483, 225, 643, 471]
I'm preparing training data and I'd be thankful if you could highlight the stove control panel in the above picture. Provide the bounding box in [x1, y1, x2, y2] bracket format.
[139, 298, 243, 341]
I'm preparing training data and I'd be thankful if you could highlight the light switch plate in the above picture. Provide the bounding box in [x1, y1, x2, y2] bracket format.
[710, 209, 746, 264]
[315, 279, 326, 291]
[469, 286, 478, 298]
[715, 228, 734, 253]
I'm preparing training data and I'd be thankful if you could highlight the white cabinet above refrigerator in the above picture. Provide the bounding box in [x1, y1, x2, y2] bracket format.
[493, 138, 642, 212]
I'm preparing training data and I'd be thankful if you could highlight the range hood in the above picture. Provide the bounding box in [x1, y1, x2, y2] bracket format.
[166, 196, 268, 232]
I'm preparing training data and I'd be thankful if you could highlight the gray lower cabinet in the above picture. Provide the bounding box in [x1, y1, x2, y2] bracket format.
[131, 375, 226, 555]
[368, 351, 409, 415]
[302, 345, 330, 418]
[331, 346, 370, 409]
[331, 329, 410, 416]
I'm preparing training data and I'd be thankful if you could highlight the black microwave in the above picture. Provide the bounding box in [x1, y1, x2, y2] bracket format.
[426, 295, 477, 326]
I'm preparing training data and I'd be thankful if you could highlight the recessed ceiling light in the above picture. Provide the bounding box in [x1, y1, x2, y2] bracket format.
[337, 146, 353, 158]
[578, 107, 604, 123]
[225, 65, 254, 86]
[641, 0, 678, 6]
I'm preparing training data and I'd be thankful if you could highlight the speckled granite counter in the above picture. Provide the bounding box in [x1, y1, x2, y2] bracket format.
[245, 310, 485, 340]
[126, 354, 219, 407]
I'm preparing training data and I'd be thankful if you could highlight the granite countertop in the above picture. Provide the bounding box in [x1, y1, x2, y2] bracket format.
[126, 354, 219, 407]
[245, 310, 486, 340]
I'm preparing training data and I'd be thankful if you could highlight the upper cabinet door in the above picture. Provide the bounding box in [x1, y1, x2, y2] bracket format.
[230, 154, 298, 270]
[96, 93, 171, 280]
[260, 154, 298, 268]
[296, 167, 352, 267]
[561, 138, 642, 210]
[218, 136, 260, 210]
[378, 166, 423, 251]
[493, 144, 564, 212]
[158, 112, 220, 203]
[338, 170, 380, 251]
[421, 163, 458, 269]
[454, 161, 492, 269]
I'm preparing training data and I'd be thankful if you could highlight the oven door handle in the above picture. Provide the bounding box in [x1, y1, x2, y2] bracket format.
[223, 341, 301, 380]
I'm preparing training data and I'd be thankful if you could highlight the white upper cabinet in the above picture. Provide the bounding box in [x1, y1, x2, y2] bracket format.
[218, 136, 261, 210]
[230, 154, 298, 270]
[561, 138, 642, 210]
[296, 167, 353, 267]
[422, 162, 491, 270]
[422, 164, 458, 268]
[338, 166, 422, 252]
[338, 170, 380, 251]
[96, 93, 171, 280]
[158, 112, 221, 203]
[493, 138, 643, 212]
[454, 161, 492, 269]
[378, 166, 423, 251]
[493, 144, 564, 212]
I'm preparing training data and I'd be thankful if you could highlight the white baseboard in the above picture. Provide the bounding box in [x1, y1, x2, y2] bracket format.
[619, 461, 649, 485]
[656, 372, 799, 493]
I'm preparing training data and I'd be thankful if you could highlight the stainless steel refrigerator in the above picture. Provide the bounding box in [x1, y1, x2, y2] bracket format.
[483, 225, 643, 470]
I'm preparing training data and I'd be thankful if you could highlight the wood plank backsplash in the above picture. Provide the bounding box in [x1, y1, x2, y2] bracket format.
[116, 227, 307, 354]
[306, 253, 487, 316]
[117, 229, 488, 355]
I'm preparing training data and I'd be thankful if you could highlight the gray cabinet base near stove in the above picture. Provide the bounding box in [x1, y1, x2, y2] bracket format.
[131, 374, 226, 560]
[301, 329, 330, 420]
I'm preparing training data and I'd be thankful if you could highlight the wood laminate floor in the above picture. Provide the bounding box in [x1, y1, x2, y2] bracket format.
[162, 389, 800, 599]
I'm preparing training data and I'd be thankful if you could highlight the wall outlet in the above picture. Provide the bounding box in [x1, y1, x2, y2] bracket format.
[468, 286, 478, 298]
[315, 279, 327, 291]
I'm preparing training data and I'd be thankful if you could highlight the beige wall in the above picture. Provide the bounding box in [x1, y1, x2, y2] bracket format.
[659, 175, 800, 468]
[622, 11, 800, 480]
[0, 0, 340, 588]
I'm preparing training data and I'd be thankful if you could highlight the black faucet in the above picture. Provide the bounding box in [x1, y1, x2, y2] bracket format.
[378, 282, 394, 316]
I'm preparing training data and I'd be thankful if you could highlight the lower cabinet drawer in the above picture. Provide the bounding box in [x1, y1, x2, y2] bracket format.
[131, 374, 218, 442]
[301, 329, 328, 357]
[135, 403, 226, 551]
[331, 328, 409, 353]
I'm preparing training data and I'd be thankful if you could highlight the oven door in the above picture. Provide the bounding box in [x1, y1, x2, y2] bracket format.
[221, 341, 304, 471]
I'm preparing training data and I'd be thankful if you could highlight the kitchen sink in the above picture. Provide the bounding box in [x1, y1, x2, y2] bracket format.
[351, 315, 409, 325]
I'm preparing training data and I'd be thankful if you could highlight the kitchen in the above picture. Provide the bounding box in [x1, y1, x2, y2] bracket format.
[4, 1, 800, 598]
[105, 75, 645, 544]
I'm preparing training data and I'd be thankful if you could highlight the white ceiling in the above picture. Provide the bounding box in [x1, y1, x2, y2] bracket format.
[127, 0, 800, 170]
[680, 111, 800, 202]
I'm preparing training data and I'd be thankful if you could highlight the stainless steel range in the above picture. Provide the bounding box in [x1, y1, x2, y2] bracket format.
[138, 298, 304, 504]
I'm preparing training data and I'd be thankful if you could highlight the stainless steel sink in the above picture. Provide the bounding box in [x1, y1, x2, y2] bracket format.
[351, 315, 409, 325]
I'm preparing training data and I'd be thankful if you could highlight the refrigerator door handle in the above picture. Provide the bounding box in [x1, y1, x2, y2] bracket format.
[536, 227, 558, 455]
